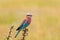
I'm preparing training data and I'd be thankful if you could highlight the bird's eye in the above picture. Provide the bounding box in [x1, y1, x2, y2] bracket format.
[27, 15, 30, 16]
[27, 15, 32, 16]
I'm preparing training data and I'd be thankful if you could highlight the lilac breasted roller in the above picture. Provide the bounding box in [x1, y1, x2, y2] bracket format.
[15, 13, 32, 38]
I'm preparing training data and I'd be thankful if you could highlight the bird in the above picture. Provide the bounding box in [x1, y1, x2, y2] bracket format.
[15, 13, 32, 38]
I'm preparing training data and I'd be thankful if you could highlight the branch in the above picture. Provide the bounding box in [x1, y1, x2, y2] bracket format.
[21, 28, 28, 40]
[7, 25, 14, 40]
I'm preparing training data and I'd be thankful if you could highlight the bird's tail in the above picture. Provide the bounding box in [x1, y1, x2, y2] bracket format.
[15, 30, 21, 38]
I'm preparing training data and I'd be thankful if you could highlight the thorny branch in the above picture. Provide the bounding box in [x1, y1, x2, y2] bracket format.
[6, 25, 28, 40]
[7, 25, 14, 40]
[21, 28, 28, 40]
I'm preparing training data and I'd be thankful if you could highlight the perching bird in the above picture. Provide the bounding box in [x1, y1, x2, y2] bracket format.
[15, 13, 32, 38]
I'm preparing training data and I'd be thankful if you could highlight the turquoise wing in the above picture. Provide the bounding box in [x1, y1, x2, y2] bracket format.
[16, 20, 29, 31]
[15, 20, 29, 38]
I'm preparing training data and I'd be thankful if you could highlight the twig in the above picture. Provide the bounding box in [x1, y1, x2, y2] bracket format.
[7, 25, 14, 40]
[21, 28, 28, 40]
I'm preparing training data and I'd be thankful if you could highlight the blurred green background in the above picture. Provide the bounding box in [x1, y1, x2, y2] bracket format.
[0, 0, 60, 40]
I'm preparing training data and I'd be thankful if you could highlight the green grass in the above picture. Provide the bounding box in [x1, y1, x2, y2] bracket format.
[0, 12, 17, 24]
[0, 0, 60, 40]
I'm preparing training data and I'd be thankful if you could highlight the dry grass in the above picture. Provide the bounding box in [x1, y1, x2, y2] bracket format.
[0, 0, 60, 40]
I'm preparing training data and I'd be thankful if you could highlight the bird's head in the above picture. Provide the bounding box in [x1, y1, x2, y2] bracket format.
[26, 13, 32, 18]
